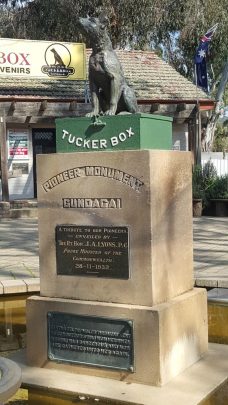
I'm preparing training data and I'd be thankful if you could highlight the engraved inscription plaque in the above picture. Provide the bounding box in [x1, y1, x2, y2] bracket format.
[56, 225, 129, 279]
[48, 312, 134, 371]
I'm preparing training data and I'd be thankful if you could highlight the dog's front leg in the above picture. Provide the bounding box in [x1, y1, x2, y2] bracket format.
[104, 76, 120, 115]
[86, 82, 100, 117]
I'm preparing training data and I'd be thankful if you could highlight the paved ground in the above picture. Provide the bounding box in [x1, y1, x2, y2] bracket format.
[193, 217, 228, 288]
[0, 216, 227, 294]
[0, 218, 39, 280]
[0, 218, 39, 294]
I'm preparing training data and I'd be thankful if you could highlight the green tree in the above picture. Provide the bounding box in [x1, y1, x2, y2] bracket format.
[1, 1, 227, 75]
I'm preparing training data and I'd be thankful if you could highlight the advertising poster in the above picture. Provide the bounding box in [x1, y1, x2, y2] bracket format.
[8, 130, 29, 160]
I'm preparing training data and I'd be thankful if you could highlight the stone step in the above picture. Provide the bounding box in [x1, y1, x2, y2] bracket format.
[0, 200, 38, 218]
[9, 208, 38, 219]
[10, 199, 37, 209]
[10, 344, 228, 405]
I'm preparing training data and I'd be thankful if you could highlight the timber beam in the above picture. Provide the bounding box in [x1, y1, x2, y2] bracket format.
[150, 103, 160, 113]
[0, 114, 9, 201]
[176, 103, 187, 112]
[0, 102, 91, 122]
[69, 100, 77, 111]
[139, 103, 195, 122]
[39, 100, 48, 113]
[9, 101, 16, 112]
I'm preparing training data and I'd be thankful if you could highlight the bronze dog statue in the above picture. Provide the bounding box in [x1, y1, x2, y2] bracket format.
[79, 15, 138, 117]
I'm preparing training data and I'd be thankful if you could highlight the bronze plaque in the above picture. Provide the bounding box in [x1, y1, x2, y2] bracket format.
[48, 312, 134, 371]
[55, 225, 129, 279]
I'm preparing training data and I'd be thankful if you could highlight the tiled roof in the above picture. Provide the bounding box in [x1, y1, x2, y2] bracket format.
[0, 49, 209, 101]
[118, 50, 209, 101]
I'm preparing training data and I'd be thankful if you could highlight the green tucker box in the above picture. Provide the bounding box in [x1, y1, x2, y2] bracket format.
[56, 113, 172, 153]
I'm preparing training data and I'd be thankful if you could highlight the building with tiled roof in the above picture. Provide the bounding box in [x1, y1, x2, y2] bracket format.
[0, 49, 210, 102]
[0, 48, 214, 200]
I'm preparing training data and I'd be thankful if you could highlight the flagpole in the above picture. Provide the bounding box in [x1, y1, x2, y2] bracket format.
[194, 63, 201, 166]
[194, 23, 218, 162]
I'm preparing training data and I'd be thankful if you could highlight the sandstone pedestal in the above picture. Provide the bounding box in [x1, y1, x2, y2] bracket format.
[27, 288, 207, 386]
[37, 150, 194, 305]
[26, 149, 208, 386]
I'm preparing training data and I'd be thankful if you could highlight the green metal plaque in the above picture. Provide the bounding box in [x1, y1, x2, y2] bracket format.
[48, 312, 134, 371]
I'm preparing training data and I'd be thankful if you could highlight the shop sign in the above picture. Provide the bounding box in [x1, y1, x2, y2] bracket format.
[0, 38, 86, 80]
[8, 130, 29, 160]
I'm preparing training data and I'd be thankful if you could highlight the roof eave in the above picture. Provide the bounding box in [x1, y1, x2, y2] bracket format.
[138, 99, 215, 110]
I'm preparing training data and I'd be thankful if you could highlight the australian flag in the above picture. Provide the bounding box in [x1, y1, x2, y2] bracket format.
[194, 24, 218, 92]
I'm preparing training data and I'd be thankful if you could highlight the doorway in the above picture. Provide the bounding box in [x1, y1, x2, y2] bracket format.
[32, 128, 56, 198]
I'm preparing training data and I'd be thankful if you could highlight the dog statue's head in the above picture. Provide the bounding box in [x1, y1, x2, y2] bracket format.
[78, 15, 109, 42]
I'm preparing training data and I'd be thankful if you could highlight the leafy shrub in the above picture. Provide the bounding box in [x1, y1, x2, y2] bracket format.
[207, 175, 228, 199]
[202, 160, 217, 189]
[192, 165, 204, 199]
[192, 160, 217, 205]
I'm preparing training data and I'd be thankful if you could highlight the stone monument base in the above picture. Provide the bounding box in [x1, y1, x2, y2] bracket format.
[26, 288, 207, 386]
[11, 343, 228, 405]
